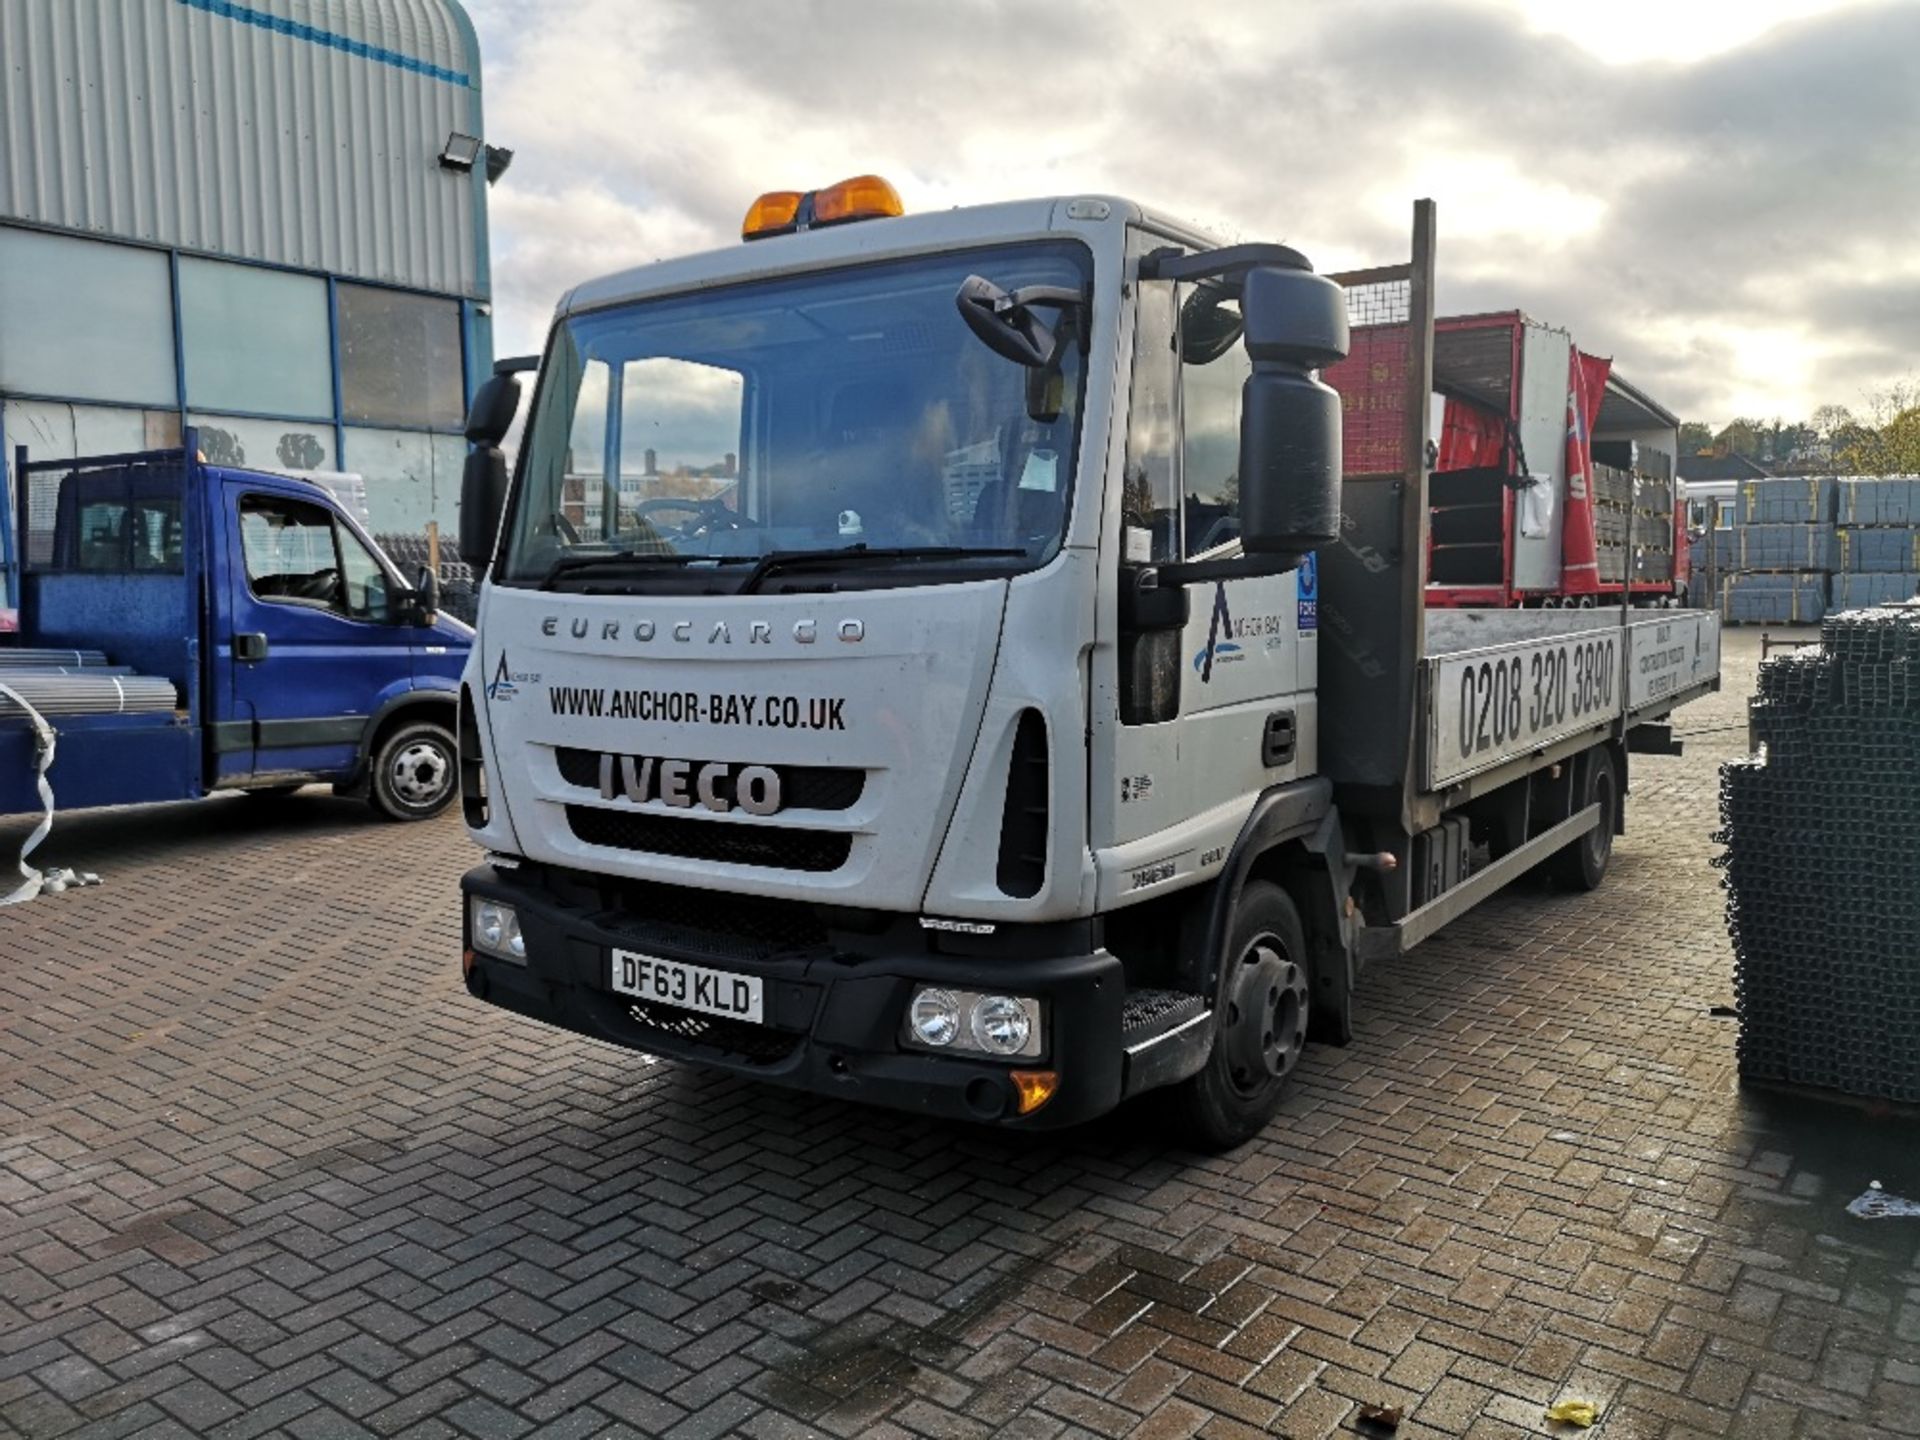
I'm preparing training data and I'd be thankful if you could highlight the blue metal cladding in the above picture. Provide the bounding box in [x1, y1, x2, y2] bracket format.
[174, 0, 472, 85]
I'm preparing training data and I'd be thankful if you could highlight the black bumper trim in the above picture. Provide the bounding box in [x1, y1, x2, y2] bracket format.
[462, 862, 1128, 1129]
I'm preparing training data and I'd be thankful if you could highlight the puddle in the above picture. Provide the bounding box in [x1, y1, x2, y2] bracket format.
[757, 1257, 1041, 1419]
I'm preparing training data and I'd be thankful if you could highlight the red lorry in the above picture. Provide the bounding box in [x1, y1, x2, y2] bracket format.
[1326, 309, 1688, 609]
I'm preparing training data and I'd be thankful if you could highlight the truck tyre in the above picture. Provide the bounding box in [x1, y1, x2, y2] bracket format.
[369, 720, 457, 821]
[1549, 748, 1616, 891]
[1172, 881, 1310, 1151]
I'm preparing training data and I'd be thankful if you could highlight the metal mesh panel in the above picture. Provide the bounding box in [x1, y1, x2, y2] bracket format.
[1341, 280, 1412, 329]
[1321, 274, 1413, 479]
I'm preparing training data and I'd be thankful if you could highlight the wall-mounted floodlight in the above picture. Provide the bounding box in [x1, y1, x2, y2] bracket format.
[439, 132, 483, 172]
[484, 145, 514, 185]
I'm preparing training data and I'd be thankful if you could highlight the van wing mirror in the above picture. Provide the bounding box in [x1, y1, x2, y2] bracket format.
[414, 564, 441, 621]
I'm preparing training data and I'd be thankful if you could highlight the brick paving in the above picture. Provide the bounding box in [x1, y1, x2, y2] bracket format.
[2, 627, 1917, 1440]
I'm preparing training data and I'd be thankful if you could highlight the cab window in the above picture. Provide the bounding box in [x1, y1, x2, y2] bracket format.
[1179, 283, 1251, 558]
[239, 495, 392, 621]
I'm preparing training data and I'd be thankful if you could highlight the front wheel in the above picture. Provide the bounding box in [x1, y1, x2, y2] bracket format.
[1172, 881, 1311, 1151]
[369, 721, 457, 821]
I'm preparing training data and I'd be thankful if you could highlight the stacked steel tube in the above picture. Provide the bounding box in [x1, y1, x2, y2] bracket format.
[0, 651, 177, 717]
[1719, 606, 1920, 1101]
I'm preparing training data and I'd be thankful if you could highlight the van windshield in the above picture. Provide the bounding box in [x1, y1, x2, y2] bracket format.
[498, 242, 1091, 589]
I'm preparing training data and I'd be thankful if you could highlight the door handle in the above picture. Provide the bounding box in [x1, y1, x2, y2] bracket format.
[234, 632, 269, 662]
[1262, 709, 1296, 768]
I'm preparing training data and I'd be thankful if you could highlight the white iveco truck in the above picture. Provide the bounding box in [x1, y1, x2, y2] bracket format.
[454, 181, 1719, 1147]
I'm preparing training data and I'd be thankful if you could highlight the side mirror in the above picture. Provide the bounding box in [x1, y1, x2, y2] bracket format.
[414, 564, 441, 623]
[1236, 266, 1349, 558]
[458, 446, 508, 572]
[465, 371, 524, 446]
[955, 276, 1085, 370]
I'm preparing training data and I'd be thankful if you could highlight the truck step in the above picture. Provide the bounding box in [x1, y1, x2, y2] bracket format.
[1121, 988, 1208, 1044]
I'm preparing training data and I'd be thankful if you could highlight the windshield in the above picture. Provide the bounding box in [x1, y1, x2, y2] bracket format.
[499, 242, 1091, 588]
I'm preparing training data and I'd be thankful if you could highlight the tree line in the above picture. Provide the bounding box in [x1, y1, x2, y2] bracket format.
[1679, 381, 1920, 475]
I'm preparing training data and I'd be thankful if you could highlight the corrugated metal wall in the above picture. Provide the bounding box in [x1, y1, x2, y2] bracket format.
[0, 0, 484, 298]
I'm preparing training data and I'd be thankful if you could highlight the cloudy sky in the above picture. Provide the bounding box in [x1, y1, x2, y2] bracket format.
[459, 0, 1918, 426]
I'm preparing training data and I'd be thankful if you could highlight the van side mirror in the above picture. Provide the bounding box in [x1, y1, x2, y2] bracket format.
[414, 564, 441, 622]
[1237, 266, 1349, 559]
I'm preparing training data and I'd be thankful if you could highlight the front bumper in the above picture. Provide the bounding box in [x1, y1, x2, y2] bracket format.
[461, 861, 1127, 1129]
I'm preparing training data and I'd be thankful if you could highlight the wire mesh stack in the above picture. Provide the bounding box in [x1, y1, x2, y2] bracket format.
[1719, 605, 1920, 1101]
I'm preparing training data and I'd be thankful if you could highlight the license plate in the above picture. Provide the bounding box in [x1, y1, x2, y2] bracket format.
[610, 949, 763, 1024]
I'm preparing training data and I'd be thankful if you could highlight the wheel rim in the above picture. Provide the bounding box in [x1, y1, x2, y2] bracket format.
[1220, 930, 1309, 1097]
[391, 740, 451, 807]
[1588, 766, 1615, 868]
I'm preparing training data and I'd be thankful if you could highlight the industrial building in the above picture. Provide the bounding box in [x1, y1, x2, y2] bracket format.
[0, 0, 497, 603]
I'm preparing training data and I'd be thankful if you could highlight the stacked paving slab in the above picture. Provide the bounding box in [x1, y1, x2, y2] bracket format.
[1718, 477, 1837, 624]
[1833, 476, 1920, 610]
[1720, 606, 1920, 1102]
[1706, 475, 1920, 623]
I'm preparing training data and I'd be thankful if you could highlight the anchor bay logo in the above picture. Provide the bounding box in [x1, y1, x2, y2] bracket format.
[486, 651, 539, 702]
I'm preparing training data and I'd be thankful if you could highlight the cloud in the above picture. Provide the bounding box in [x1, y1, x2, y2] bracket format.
[464, 0, 1918, 422]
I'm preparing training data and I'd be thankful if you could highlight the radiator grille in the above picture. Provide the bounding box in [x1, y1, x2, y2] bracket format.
[626, 1003, 802, 1065]
[554, 747, 865, 811]
[567, 805, 851, 873]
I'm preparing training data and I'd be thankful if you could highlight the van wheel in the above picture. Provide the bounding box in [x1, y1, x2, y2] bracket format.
[1172, 881, 1310, 1151]
[1550, 748, 1616, 891]
[370, 721, 457, 821]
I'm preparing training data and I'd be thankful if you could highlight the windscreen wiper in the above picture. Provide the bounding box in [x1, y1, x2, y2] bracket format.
[734, 545, 1029, 595]
[537, 549, 711, 589]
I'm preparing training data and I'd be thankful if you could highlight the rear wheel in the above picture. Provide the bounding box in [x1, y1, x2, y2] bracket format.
[1550, 747, 1616, 891]
[1172, 881, 1310, 1151]
[370, 721, 457, 821]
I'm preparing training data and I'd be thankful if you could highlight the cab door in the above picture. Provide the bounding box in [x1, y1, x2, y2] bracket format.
[1095, 239, 1316, 872]
[221, 482, 413, 779]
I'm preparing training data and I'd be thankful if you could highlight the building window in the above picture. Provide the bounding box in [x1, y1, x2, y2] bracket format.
[1179, 284, 1251, 558]
[189, 414, 334, 474]
[337, 284, 464, 429]
[0, 227, 176, 406]
[178, 257, 334, 419]
[341, 428, 468, 534]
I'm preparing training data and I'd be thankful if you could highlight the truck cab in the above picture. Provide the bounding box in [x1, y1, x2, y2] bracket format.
[2, 439, 471, 822]
[455, 186, 1717, 1146]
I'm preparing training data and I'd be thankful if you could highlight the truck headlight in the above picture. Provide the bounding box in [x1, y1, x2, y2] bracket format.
[909, 989, 961, 1047]
[903, 986, 1043, 1059]
[971, 995, 1032, 1056]
[470, 897, 525, 963]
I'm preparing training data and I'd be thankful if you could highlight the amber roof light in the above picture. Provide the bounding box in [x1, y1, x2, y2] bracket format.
[741, 174, 904, 240]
